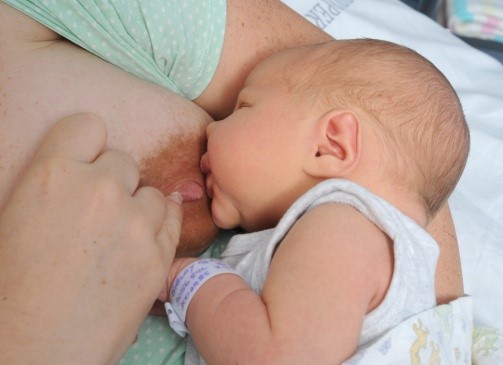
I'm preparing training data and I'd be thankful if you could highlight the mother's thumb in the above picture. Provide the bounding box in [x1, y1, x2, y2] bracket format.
[157, 192, 183, 260]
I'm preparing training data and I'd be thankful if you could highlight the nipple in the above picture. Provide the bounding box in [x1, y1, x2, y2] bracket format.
[176, 180, 204, 202]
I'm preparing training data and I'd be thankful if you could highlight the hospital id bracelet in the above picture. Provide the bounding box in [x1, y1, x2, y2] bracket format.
[165, 258, 241, 337]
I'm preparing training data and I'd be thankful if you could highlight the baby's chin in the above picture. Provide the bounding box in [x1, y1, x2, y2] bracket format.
[210, 206, 240, 231]
[175, 195, 220, 257]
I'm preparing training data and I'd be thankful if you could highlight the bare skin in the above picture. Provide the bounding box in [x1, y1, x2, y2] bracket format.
[0, 1, 462, 302]
[196, 0, 332, 119]
[0, 3, 216, 256]
[428, 203, 464, 303]
[0, 115, 184, 364]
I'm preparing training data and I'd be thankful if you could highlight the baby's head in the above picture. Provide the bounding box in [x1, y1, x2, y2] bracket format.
[279, 39, 469, 221]
[201, 39, 469, 230]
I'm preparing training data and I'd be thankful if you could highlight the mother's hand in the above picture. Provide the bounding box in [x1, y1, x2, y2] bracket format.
[0, 113, 183, 365]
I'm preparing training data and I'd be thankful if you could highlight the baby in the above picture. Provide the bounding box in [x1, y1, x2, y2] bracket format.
[163, 38, 470, 364]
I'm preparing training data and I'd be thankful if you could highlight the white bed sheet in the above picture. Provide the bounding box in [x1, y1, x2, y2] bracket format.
[282, 0, 503, 329]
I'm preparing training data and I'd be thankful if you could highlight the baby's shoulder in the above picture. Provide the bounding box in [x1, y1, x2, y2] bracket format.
[290, 202, 393, 262]
[280, 202, 394, 312]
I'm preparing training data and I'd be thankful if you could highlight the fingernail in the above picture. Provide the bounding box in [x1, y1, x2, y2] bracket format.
[168, 191, 183, 205]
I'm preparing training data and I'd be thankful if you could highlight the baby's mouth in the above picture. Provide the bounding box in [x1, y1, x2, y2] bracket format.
[199, 154, 214, 199]
[205, 176, 214, 199]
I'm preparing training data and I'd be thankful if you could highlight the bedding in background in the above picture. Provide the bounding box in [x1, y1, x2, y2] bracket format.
[344, 297, 473, 364]
[282, 0, 503, 332]
[446, 0, 503, 43]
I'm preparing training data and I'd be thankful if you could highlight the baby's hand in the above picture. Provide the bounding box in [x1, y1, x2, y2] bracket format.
[157, 257, 199, 302]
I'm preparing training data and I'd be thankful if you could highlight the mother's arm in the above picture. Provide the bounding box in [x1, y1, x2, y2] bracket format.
[195, 0, 332, 120]
[428, 203, 464, 303]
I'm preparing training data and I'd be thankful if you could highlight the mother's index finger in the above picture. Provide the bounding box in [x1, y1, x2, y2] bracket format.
[34, 113, 108, 163]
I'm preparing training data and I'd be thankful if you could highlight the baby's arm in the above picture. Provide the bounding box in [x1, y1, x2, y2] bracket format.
[168, 204, 394, 364]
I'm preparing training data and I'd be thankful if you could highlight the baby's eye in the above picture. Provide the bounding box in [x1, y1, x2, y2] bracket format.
[236, 102, 251, 110]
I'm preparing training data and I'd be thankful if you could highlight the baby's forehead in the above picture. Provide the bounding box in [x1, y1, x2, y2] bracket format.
[244, 45, 319, 91]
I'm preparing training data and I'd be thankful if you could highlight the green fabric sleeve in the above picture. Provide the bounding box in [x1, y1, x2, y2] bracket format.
[4, 0, 226, 99]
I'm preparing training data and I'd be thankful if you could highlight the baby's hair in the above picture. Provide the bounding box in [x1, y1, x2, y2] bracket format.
[284, 39, 469, 218]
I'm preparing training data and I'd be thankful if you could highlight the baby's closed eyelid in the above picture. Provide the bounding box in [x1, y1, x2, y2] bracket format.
[236, 101, 251, 110]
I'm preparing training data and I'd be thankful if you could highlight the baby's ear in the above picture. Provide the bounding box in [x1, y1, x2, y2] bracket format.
[304, 110, 360, 178]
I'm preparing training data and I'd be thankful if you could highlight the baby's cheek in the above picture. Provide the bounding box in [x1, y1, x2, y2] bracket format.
[210, 193, 241, 230]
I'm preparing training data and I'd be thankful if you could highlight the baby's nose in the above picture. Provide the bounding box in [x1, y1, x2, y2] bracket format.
[205, 121, 216, 139]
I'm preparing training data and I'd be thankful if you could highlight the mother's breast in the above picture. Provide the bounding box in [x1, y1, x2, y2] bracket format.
[0, 9, 218, 255]
[138, 121, 219, 257]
